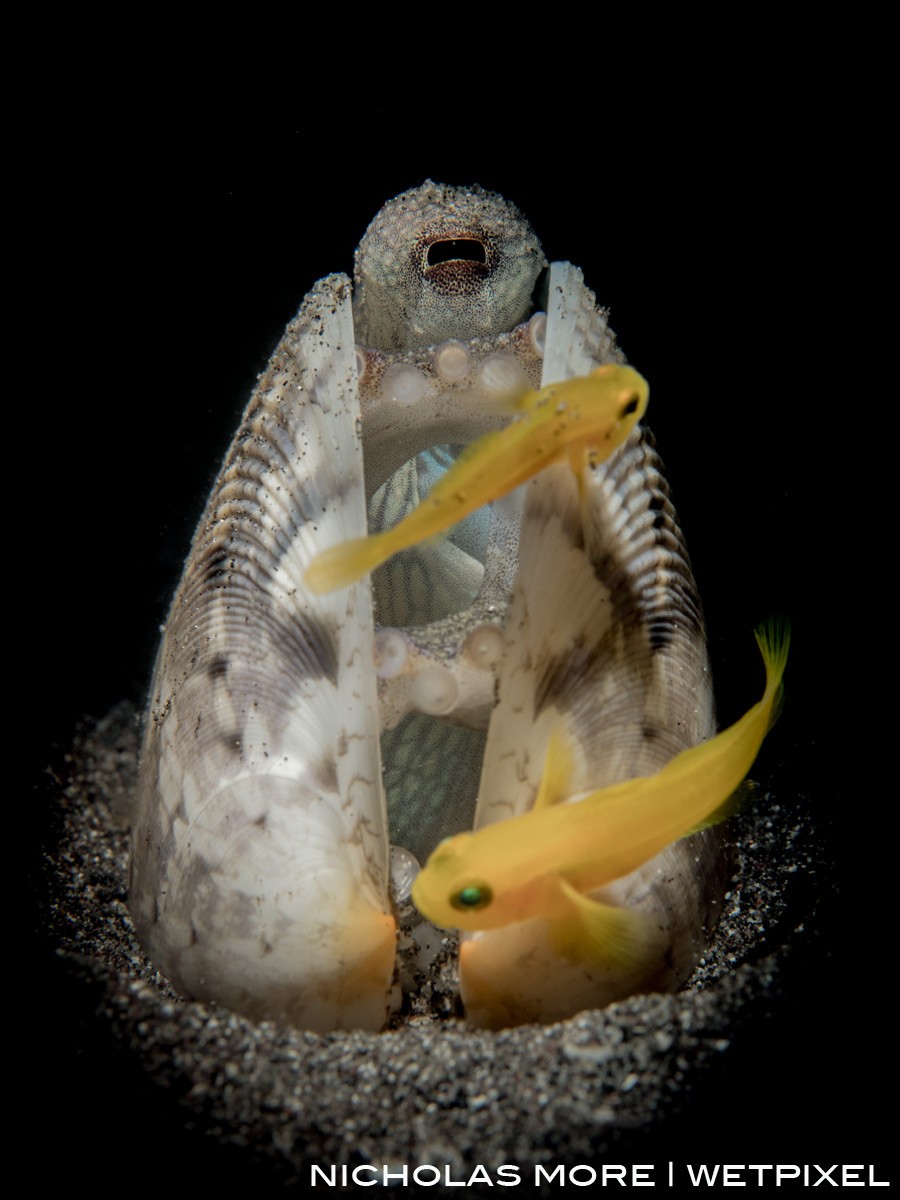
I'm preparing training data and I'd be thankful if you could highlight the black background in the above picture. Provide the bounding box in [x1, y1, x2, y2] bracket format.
[25, 94, 879, 1187]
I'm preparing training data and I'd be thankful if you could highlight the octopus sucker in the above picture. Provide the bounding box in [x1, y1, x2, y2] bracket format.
[130, 180, 722, 1032]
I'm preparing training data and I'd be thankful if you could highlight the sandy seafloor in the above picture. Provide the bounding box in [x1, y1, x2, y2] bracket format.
[26, 701, 853, 1195]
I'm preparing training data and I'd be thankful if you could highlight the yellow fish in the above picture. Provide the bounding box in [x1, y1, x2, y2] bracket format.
[304, 363, 649, 594]
[411, 619, 790, 970]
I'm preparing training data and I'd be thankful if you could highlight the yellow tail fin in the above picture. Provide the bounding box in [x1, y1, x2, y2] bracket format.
[754, 616, 791, 733]
[304, 535, 388, 594]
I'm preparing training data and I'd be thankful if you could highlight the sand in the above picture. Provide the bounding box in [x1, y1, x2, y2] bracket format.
[26, 700, 843, 1194]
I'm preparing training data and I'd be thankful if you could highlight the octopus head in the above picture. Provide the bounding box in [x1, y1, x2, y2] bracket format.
[352, 180, 546, 353]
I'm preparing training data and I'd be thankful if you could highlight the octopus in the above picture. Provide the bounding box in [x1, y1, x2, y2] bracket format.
[129, 181, 721, 1033]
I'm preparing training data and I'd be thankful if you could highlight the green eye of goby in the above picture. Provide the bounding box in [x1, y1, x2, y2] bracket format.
[450, 884, 493, 911]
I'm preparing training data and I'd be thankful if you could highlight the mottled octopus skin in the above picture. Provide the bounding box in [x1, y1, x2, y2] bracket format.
[130, 180, 718, 1032]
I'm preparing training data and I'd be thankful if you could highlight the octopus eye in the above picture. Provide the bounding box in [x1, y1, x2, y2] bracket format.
[619, 394, 640, 417]
[450, 884, 493, 911]
[426, 238, 488, 268]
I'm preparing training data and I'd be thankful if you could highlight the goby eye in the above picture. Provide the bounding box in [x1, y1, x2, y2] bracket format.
[450, 884, 493, 912]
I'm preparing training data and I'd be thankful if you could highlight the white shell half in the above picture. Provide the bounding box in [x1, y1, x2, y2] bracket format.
[459, 266, 719, 1029]
[130, 276, 395, 1032]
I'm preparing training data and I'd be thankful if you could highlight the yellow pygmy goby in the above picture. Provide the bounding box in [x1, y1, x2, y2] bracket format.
[304, 364, 649, 594]
[411, 619, 790, 970]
